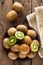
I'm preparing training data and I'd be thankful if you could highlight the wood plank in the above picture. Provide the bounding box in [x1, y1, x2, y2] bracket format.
[14, 59, 31, 65]
[1, 0, 14, 31]
[32, 55, 43, 65]
[0, 0, 13, 65]
[31, 0, 43, 65]
[13, 0, 31, 65]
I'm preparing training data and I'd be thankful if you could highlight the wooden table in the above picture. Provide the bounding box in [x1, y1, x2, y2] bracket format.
[0, 0, 43, 65]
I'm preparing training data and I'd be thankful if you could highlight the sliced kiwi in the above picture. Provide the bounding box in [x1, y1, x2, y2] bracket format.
[8, 36, 17, 45]
[15, 31, 24, 40]
[30, 42, 38, 52]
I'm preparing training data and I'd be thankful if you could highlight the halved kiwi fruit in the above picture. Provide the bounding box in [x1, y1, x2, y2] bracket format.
[15, 31, 24, 40]
[30, 42, 38, 52]
[8, 36, 17, 45]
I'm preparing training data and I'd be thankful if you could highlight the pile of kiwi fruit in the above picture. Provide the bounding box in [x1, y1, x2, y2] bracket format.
[3, 24, 40, 60]
[3, 2, 40, 60]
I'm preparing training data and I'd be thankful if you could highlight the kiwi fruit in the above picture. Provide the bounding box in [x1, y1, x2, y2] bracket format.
[30, 42, 38, 52]
[8, 52, 18, 60]
[23, 35, 32, 45]
[16, 25, 28, 33]
[13, 2, 24, 12]
[18, 52, 26, 59]
[15, 31, 24, 40]
[19, 44, 30, 54]
[7, 10, 17, 21]
[3, 38, 9, 49]
[7, 27, 17, 36]
[27, 51, 36, 58]
[10, 44, 19, 52]
[8, 36, 17, 46]
[27, 30, 37, 39]
[32, 40, 39, 47]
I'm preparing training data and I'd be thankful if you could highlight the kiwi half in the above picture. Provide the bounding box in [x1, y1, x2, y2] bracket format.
[8, 36, 17, 45]
[15, 31, 24, 40]
[30, 42, 38, 52]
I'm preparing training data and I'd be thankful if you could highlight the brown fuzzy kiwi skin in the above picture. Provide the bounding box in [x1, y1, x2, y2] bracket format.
[7, 10, 17, 21]
[27, 51, 36, 58]
[13, 2, 24, 12]
[23, 35, 32, 45]
[10, 44, 20, 52]
[7, 27, 17, 36]
[3, 38, 9, 49]
[18, 52, 26, 59]
[19, 44, 30, 55]
[16, 25, 28, 33]
[8, 52, 18, 60]
[27, 30, 37, 39]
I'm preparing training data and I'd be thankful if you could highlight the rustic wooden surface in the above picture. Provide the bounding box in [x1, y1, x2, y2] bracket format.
[0, 0, 43, 65]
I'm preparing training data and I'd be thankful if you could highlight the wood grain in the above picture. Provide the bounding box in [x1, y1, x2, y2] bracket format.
[0, 0, 13, 65]
[32, 55, 43, 65]
[1, 0, 14, 31]
[14, 59, 31, 65]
